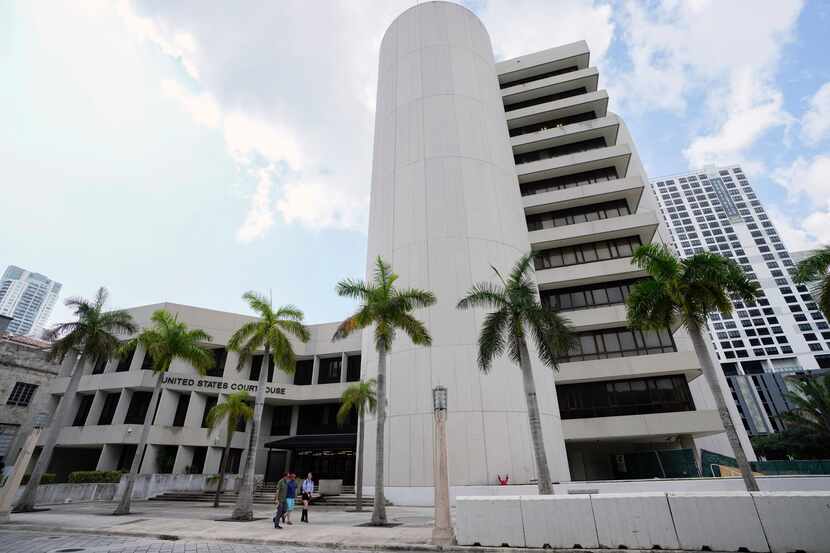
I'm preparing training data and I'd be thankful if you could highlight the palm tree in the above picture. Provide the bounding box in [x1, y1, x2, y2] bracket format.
[337, 379, 377, 512]
[206, 390, 254, 508]
[457, 253, 574, 495]
[15, 287, 136, 512]
[112, 309, 214, 515]
[226, 291, 310, 521]
[781, 374, 830, 445]
[626, 243, 760, 491]
[333, 256, 435, 525]
[793, 246, 830, 317]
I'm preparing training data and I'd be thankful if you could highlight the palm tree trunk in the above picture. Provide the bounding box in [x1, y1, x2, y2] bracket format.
[113, 370, 165, 515]
[355, 410, 365, 512]
[371, 344, 388, 525]
[519, 338, 554, 495]
[687, 320, 759, 491]
[232, 343, 268, 520]
[15, 353, 86, 512]
[214, 423, 233, 508]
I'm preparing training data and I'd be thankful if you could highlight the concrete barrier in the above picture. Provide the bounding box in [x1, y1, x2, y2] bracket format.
[455, 496, 525, 547]
[752, 492, 830, 553]
[13, 483, 118, 505]
[520, 495, 597, 549]
[668, 492, 769, 552]
[589, 493, 679, 550]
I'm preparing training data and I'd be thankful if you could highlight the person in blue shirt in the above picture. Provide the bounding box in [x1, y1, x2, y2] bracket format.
[282, 473, 297, 525]
[300, 472, 314, 523]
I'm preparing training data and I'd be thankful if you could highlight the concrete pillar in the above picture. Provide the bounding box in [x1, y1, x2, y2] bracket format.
[96, 444, 120, 470]
[362, 1, 570, 488]
[140, 444, 159, 474]
[112, 389, 133, 425]
[289, 405, 299, 436]
[130, 345, 145, 372]
[154, 389, 179, 427]
[225, 351, 242, 380]
[86, 391, 107, 427]
[311, 355, 320, 385]
[340, 352, 348, 383]
[173, 446, 194, 474]
[204, 446, 224, 475]
[184, 392, 207, 428]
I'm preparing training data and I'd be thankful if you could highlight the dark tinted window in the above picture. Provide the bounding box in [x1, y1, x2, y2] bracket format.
[558, 375, 693, 419]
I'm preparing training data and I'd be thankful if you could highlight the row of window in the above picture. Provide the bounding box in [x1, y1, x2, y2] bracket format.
[534, 235, 642, 271]
[499, 65, 578, 89]
[520, 166, 619, 196]
[540, 278, 642, 312]
[526, 199, 630, 232]
[557, 375, 694, 419]
[561, 327, 676, 363]
[514, 136, 607, 165]
[503, 86, 587, 112]
[508, 111, 596, 138]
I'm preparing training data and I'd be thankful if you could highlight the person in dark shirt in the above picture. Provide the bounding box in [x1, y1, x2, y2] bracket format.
[273, 473, 288, 529]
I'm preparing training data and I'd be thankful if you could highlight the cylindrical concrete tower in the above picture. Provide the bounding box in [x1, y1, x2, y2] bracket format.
[361, 1, 570, 495]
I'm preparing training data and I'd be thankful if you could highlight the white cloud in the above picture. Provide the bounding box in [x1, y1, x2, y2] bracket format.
[160, 79, 221, 128]
[802, 82, 830, 145]
[478, 0, 614, 62]
[223, 112, 303, 169]
[236, 168, 276, 243]
[772, 154, 830, 204]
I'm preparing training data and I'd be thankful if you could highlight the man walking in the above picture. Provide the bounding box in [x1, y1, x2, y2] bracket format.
[273, 473, 288, 529]
[283, 473, 297, 525]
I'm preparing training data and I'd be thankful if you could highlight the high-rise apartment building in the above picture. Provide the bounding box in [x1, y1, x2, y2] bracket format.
[33, 3, 754, 499]
[0, 266, 61, 337]
[650, 165, 830, 435]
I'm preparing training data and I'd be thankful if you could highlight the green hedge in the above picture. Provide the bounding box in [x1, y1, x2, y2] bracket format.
[21, 473, 56, 485]
[68, 470, 124, 484]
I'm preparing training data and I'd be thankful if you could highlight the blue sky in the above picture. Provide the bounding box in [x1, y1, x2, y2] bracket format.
[1, 1, 829, 327]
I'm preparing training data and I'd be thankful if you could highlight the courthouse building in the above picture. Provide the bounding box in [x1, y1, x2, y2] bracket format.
[36, 2, 753, 494]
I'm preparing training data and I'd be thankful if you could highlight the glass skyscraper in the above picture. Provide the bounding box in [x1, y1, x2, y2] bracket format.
[0, 265, 62, 337]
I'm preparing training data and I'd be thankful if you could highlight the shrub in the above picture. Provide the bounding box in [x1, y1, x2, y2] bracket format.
[21, 473, 56, 485]
[68, 470, 124, 484]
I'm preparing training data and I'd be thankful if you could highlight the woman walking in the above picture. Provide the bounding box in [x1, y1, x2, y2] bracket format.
[300, 472, 314, 523]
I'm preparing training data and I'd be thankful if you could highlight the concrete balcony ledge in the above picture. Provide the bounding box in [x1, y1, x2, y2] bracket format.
[516, 143, 630, 183]
[501, 67, 599, 106]
[556, 350, 702, 384]
[558, 303, 629, 331]
[523, 175, 645, 214]
[506, 90, 609, 131]
[511, 114, 619, 154]
[536, 256, 646, 290]
[528, 211, 658, 251]
[561, 409, 723, 441]
[53, 424, 249, 449]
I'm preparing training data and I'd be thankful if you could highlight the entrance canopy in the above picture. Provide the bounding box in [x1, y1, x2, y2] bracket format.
[265, 433, 356, 450]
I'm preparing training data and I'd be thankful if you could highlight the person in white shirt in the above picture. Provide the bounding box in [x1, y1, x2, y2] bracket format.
[300, 472, 314, 523]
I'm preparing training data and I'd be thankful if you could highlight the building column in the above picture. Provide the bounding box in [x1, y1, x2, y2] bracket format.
[340, 352, 348, 383]
[96, 444, 119, 471]
[112, 389, 133, 425]
[311, 355, 320, 385]
[86, 391, 107, 427]
[204, 446, 224, 475]
[184, 392, 207, 428]
[154, 389, 178, 427]
[173, 446, 194, 474]
[140, 444, 159, 474]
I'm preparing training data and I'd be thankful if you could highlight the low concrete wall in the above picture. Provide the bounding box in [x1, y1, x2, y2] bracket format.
[371, 475, 830, 506]
[456, 492, 830, 553]
[115, 473, 242, 501]
[13, 483, 118, 505]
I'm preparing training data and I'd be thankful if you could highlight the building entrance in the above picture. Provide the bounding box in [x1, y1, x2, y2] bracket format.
[264, 434, 356, 484]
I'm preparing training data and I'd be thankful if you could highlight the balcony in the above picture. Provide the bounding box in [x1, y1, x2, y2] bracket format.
[528, 211, 658, 251]
[502, 68, 599, 108]
[497, 41, 590, 88]
[561, 409, 724, 442]
[516, 143, 631, 184]
[506, 90, 609, 133]
[556, 350, 702, 385]
[511, 114, 619, 153]
[523, 175, 645, 214]
[536, 256, 646, 290]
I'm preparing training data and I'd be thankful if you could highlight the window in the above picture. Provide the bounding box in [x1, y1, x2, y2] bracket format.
[270, 405, 292, 435]
[526, 200, 631, 231]
[207, 348, 226, 377]
[509, 111, 596, 138]
[98, 392, 120, 425]
[535, 236, 642, 270]
[561, 327, 675, 363]
[6, 382, 38, 407]
[124, 391, 152, 425]
[294, 359, 313, 385]
[504, 86, 587, 112]
[73, 395, 94, 426]
[250, 354, 275, 382]
[140, 350, 154, 371]
[201, 395, 218, 428]
[317, 357, 342, 384]
[499, 65, 579, 89]
[115, 348, 134, 372]
[346, 355, 361, 382]
[514, 137, 606, 165]
[557, 375, 694, 419]
[520, 167, 618, 196]
[92, 356, 108, 375]
[541, 278, 642, 311]
[172, 392, 190, 427]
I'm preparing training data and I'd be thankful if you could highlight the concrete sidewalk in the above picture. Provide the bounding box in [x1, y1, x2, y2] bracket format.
[3, 500, 438, 550]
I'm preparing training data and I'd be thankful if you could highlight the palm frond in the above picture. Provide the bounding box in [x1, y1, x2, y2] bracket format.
[242, 290, 273, 316]
[392, 312, 432, 346]
[631, 243, 680, 281]
[528, 306, 575, 371]
[457, 282, 507, 311]
[794, 247, 830, 283]
[475, 308, 509, 373]
[335, 278, 374, 301]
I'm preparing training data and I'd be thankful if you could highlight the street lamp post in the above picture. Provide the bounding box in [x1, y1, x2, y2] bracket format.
[431, 386, 455, 545]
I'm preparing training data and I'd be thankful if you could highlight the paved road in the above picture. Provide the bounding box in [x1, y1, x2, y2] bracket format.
[0, 529, 377, 553]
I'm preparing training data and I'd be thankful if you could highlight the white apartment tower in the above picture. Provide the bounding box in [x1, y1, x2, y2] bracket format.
[650, 165, 830, 435]
[0, 265, 61, 337]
